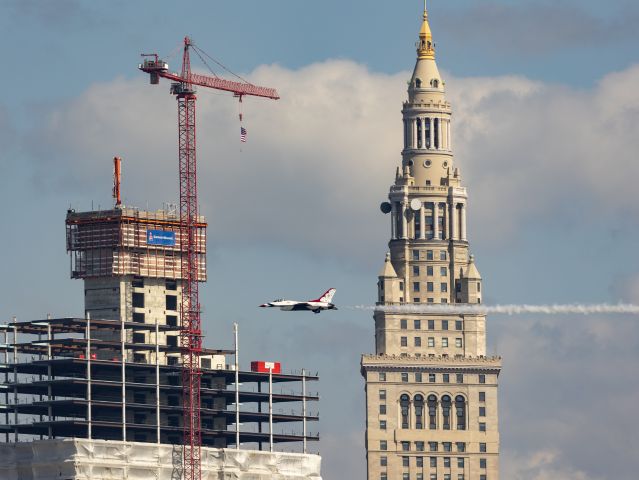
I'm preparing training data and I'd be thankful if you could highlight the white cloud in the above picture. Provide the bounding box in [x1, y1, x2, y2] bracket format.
[26, 60, 639, 264]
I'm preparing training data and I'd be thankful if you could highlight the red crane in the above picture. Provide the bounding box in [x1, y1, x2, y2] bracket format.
[139, 37, 279, 480]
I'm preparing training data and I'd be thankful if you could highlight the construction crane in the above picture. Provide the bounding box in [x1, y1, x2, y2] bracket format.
[139, 37, 279, 480]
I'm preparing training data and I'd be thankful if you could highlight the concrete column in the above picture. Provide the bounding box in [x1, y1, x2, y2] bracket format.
[400, 200, 408, 240]
[420, 117, 425, 149]
[460, 204, 467, 241]
[449, 201, 457, 240]
[413, 118, 418, 149]
[433, 203, 440, 240]
[429, 118, 434, 149]
[390, 202, 397, 240]
[419, 204, 426, 240]
[438, 117, 443, 150]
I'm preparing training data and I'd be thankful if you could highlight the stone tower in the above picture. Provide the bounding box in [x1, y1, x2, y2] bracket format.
[361, 6, 501, 480]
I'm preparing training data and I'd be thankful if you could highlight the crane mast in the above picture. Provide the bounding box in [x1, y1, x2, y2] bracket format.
[139, 37, 279, 480]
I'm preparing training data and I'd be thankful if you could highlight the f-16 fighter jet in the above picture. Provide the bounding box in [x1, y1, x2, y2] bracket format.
[260, 288, 337, 314]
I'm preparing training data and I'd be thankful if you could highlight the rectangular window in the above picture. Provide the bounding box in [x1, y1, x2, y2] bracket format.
[379, 389, 386, 400]
[480, 476, 487, 480]
[427, 282, 434, 292]
[440, 266, 447, 276]
[430, 475, 437, 480]
[430, 457, 437, 467]
[380, 420, 387, 430]
[132, 312, 145, 323]
[479, 422, 486, 432]
[444, 457, 450, 467]
[443, 373, 450, 383]
[441, 298, 448, 303]
[165, 295, 178, 310]
[429, 373, 436, 383]
[166, 315, 178, 327]
[165, 278, 177, 290]
[132, 292, 144, 308]
[132, 332, 145, 344]
[457, 457, 465, 468]
[427, 297, 434, 303]
[132, 276, 144, 288]
[455, 338, 463, 348]
[440, 250, 447, 260]
[428, 320, 435, 330]
[414, 319, 421, 330]
[167, 335, 178, 347]
[415, 372, 423, 382]
[427, 266, 433, 276]
[479, 391, 486, 402]
[380, 456, 387, 466]
[429, 442, 438, 452]
[417, 474, 423, 480]
[403, 474, 410, 480]
[428, 337, 435, 347]
[443, 442, 452, 452]
[379, 372, 386, 381]
[380, 440, 387, 450]
[402, 441, 410, 451]
[401, 373, 409, 382]
[442, 320, 449, 330]
[444, 475, 451, 480]
[480, 458, 487, 469]
[400, 319, 408, 329]
[455, 320, 463, 330]
[415, 337, 422, 347]
[416, 456, 424, 468]
[480, 442, 487, 452]
[456, 373, 464, 384]
[413, 265, 420, 276]
[441, 283, 448, 292]
[413, 250, 420, 260]
[414, 298, 421, 303]
[413, 282, 420, 292]
[456, 442, 466, 452]
[133, 353, 146, 363]
[402, 456, 410, 467]
[381, 474, 387, 480]
[442, 337, 449, 347]
[458, 475, 465, 480]
[427, 250, 434, 260]
[416, 441, 424, 452]
[401, 336, 408, 347]
[379, 404, 386, 415]
[400, 282, 404, 291]
[479, 374, 486, 384]
[479, 406, 486, 417]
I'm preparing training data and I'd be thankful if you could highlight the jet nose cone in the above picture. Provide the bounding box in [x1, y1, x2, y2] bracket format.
[259, 304, 267, 307]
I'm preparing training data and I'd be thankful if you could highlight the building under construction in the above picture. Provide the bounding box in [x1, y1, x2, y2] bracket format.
[0, 202, 321, 479]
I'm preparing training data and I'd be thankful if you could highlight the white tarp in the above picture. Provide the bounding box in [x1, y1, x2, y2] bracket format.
[0, 439, 322, 480]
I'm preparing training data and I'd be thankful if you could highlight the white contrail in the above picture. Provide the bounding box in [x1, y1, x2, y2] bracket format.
[348, 304, 639, 315]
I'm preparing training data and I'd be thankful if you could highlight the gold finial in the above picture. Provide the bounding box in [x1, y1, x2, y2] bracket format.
[417, 0, 435, 59]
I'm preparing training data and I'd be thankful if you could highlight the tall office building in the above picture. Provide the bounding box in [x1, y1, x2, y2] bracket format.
[361, 7, 501, 480]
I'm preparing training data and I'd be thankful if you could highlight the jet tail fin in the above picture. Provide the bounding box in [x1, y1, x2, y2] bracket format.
[313, 288, 336, 304]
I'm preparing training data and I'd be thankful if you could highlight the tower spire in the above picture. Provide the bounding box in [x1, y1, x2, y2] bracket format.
[417, 0, 435, 59]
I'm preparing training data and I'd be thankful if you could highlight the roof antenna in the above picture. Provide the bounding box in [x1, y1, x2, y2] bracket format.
[113, 156, 122, 208]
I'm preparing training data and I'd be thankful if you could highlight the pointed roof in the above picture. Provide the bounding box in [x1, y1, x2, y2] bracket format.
[417, 1, 435, 60]
[379, 252, 398, 278]
[466, 254, 482, 279]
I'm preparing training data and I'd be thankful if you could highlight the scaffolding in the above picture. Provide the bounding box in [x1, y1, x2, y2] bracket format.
[66, 208, 206, 281]
[0, 317, 319, 450]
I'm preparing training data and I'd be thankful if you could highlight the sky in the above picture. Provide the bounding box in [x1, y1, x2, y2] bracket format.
[1, 0, 639, 478]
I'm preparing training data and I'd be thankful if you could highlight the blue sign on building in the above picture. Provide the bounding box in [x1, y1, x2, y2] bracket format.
[146, 229, 176, 246]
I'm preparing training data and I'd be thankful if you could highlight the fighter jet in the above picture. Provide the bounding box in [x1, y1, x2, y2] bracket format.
[259, 288, 337, 314]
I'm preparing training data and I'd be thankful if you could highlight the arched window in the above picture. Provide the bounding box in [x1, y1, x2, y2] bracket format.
[415, 78, 422, 88]
[427, 394, 437, 430]
[416, 118, 422, 149]
[424, 118, 431, 149]
[434, 118, 440, 149]
[414, 394, 424, 429]
[400, 394, 410, 429]
[431, 78, 439, 88]
[455, 395, 466, 430]
[442, 395, 452, 430]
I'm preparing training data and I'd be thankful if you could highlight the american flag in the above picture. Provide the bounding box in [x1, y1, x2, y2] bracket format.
[240, 126, 247, 143]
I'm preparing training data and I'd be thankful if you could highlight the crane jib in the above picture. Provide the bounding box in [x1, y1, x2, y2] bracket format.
[157, 71, 280, 100]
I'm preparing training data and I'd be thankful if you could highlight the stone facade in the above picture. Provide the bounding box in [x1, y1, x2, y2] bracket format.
[361, 7, 501, 480]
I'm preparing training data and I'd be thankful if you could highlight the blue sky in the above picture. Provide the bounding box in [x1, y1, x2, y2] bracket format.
[1, 1, 639, 479]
